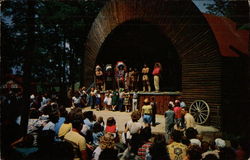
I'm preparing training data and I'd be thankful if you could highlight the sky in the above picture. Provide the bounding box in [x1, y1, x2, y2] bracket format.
[192, 0, 215, 13]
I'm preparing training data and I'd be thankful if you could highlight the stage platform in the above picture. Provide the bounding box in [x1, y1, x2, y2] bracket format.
[100, 91, 182, 114]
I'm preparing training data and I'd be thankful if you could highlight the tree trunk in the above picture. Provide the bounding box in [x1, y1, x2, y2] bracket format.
[20, 0, 35, 135]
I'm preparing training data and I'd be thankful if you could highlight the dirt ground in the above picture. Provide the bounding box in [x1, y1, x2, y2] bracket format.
[67, 106, 220, 142]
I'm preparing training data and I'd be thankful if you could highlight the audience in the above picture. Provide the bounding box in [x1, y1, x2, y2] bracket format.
[2, 90, 250, 160]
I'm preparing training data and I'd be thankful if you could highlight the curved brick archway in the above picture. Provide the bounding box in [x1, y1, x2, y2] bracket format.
[84, 0, 222, 126]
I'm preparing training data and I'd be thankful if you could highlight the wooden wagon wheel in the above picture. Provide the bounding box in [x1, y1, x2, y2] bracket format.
[189, 100, 210, 124]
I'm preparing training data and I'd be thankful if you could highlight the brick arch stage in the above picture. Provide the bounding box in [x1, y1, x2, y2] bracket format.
[83, 0, 222, 126]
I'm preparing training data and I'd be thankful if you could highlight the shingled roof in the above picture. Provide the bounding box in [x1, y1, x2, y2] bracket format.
[203, 13, 249, 57]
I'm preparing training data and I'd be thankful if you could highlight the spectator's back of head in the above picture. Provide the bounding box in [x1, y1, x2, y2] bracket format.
[98, 116, 104, 124]
[83, 111, 94, 120]
[72, 119, 83, 131]
[59, 105, 68, 118]
[49, 111, 59, 123]
[107, 117, 116, 126]
[171, 130, 183, 143]
[186, 127, 198, 139]
[131, 111, 140, 122]
[29, 108, 39, 119]
[93, 122, 102, 133]
[186, 144, 202, 160]
[69, 108, 83, 122]
[140, 126, 152, 141]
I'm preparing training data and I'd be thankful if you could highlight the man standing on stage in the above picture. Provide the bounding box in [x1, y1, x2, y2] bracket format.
[141, 64, 151, 92]
[152, 62, 161, 92]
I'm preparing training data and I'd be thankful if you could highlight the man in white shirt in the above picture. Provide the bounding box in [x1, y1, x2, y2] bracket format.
[182, 107, 196, 129]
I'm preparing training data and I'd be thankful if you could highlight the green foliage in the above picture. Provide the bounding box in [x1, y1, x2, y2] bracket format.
[1, 0, 106, 90]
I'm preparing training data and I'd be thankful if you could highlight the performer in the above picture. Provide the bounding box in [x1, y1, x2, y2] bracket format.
[95, 65, 104, 91]
[133, 68, 139, 91]
[141, 64, 151, 92]
[124, 69, 129, 90]
[152, 62, 161, 92]
[115, 61, 126, 89]
[128, 68, 134, 91]
[104, 64, 114, 90]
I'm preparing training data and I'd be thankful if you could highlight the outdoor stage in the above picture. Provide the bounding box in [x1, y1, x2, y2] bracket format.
[100, 91, 182, 114]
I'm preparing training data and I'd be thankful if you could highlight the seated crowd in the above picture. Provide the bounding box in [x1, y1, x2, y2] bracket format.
[1, 91, 250, 160]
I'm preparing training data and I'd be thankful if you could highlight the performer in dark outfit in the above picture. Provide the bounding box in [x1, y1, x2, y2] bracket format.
[104, 64, 113, 90]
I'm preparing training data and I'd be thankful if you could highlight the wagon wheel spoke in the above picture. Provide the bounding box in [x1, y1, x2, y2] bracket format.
[189, 100, 210, 124]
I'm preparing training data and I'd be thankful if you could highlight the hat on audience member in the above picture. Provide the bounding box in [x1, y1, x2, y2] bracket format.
[190, 139, 201, 147]
[215, 138, 226, 148]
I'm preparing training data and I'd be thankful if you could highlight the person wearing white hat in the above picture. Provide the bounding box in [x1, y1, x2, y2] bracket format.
[215, 138, 226, 149]
[115, 61, 126, 89]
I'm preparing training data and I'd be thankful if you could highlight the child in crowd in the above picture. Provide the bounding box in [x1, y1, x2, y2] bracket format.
[111, 89, 119, 111]
[95, 90, 101, 111]
[104, 90, 112, 111]
[92, 122, 104, 147]
[97, 116, 105, 131]
[105, 117, 118, 142]
[123, 89, 131, 112]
